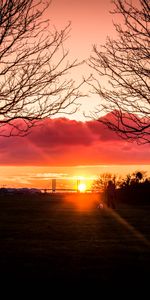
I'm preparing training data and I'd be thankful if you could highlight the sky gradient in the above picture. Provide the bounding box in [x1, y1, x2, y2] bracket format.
[49, 0, 116, 59]
[0, 0, 149, 188]
[1, 118, 150, 166]
[0, 117, 149, 188]
[47, 0, 119, 120]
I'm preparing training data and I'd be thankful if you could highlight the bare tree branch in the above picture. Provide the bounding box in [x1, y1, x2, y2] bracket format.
[88, 0, 150, 144]
[0, 0, 83, 136]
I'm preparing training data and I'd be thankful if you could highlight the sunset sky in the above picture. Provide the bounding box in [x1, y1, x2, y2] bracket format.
[49, 0, 119, 119]
[50, 0, 116, 58]
[0, 117, 149, 189]
[0, 0, 149, 189]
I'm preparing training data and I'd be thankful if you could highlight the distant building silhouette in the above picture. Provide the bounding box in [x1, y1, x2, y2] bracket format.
[52, 179, 56, 192]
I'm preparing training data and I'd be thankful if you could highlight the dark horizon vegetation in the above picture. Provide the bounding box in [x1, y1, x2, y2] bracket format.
[92, 170, 150, 205]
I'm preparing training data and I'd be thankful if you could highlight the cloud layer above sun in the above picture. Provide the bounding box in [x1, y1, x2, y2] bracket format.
[0, 118, 149, 166]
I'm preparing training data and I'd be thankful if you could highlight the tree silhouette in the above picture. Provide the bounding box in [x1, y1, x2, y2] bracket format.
[92, 173, 120, 191]
[89, 0, 150, 144]
[135, 171, 143, 182]
[0, 0, 83, 136]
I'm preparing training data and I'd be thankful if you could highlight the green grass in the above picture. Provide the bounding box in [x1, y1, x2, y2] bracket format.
[0, 193, 150, 285]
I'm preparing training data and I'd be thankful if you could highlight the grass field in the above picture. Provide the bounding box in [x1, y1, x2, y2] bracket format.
[0, 192, 150, 286]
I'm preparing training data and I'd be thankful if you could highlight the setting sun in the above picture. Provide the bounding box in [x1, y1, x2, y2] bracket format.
[78, 183, 86, 192]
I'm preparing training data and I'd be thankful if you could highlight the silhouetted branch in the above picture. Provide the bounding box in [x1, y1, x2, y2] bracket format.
[0, 0, 83, 136]
[89, 0, 150, 144]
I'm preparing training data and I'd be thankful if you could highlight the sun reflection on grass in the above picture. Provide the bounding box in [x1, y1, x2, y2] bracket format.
[64, 192, 100, 212]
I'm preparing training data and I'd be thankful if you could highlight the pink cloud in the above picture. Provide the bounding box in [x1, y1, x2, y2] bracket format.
[28, 118, 94, 147]
[0, 117, 149, 165]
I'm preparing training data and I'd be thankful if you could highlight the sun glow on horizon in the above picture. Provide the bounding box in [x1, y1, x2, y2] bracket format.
[0, 165, 150, 189]
[78, 183, 87, 192]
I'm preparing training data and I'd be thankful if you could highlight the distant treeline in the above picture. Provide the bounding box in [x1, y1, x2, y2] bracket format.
[93, 171, 150, 205]
[117, 172, 150, 205]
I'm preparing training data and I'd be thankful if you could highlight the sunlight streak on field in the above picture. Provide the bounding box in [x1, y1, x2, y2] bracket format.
[108, 208, 150, 248]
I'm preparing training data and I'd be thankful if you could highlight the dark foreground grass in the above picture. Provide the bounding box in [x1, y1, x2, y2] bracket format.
[0, 193, 150, 287]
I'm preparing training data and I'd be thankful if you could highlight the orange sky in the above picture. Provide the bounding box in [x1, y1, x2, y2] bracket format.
[0, 118, 150, 188]
[0, 0, 149, 188]
[46, 0, 119, 120]
[0, 164, 150, 189]
[49, 0, 116, 59]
